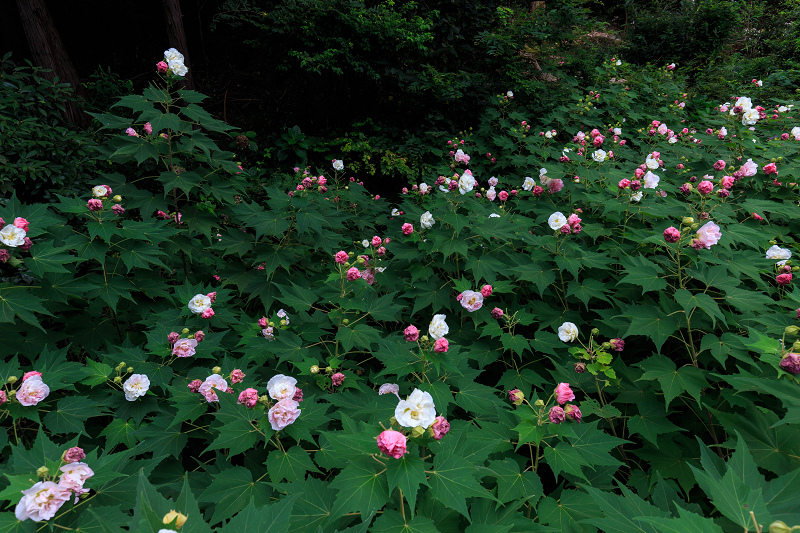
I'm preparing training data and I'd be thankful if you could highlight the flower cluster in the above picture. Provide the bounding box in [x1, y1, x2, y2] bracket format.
[86, 185, 125, 216]
[335, 235, 390, 285]
[168, 328, 205, 358]
[289, 166, 329, 196]
[158, 48, 188, 77]
[0, 216, 33, 262]
[376, 388, 450, 459]
[187, 292, 216, 319]
[258, 308, 291, 340]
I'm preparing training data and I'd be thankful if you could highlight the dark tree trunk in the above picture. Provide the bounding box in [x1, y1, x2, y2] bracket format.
[14, 0, 89, 127]
[162, 0, 196, 90]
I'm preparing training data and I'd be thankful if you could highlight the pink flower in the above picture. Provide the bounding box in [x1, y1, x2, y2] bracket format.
[207, 291, 217, 303]
[498, 190, 509, 201]
[742, 159, 758, 176]
[201, 308, 215, 319]
[230, 369, 246, 384]
[780, 352, 800, 374]
[634, 168, 644, 179]
[331, 372, 345, 387]
[167, 332, 179, 344]
[20, 237, 32, 251]
[565, 404, 582, 422]
[0, 249, 9, 263]
[694, 221, 722, 249]
[555, 382, 575, 405]
[713, 160, 726, 171]
[143, 122, 153, 135]
[195, 330, 205, 342]
[87, 199, 103, 211]
[346, 267, 361, 281]
[697, 181, 714, 195]
[663, 226, 681, 243]
[379, 383, 400, 398]
[548, 179, 564, 194]
[17, 376, 50, 406]
[187, 379, 202, 393]
[610, 338, 625, 351]
[508, 389, 524, 405]
[335, 251, 348, 264]
[430, 416, 450, 440]
[112, 204, 125, 215]
[1, 389, 9, 405]
[491, 307, 503, 319]
[13, 217, 29, 232]
[764, 162, 778, 175]
[199, 374, 229, 402]
[377, 430, 407, 459]
[532, 185, 543, 196]
[434, 338, 449, 353]
[125, 127, 138, 137]
[22, 371, 42, 381]
[376, 246, 386, 256]
[549, 405, 566, 424]
[404, 325, 419, 342]
[480, 284, 493, 297]
[618, 178, 630, 189]
[567, 214, 582, 227]
[721, 176, 735, 189]
[371, 236, 382, 247]
[268, 399, 301, 430]
[0, 217, 4, 230]
[172, 338, 198, 358]
[459, 290, 484, 312]
[753, 212, 764, 221]
[15, 481, 71, 522]
[237, 388, 259, 408]
[63, 447, 85, 463]
[402, 223, 413, 235]
[156, 61, 169, 73]
[58, 462, 94, 492]
[258, 317, 268, 328]
[293, 388, 304, 402]
[777, 273, 793, 286]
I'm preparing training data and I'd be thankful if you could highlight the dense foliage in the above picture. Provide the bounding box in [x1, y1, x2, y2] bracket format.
[1, 45, 800, 533]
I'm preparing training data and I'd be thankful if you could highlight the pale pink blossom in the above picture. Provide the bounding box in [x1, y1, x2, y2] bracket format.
[15, 481, 70, 522]
[694, 221, 722, 249]
[268, 399, 301, 430]
[58, 462, 94, 492]
[459, 290, 484, 312]
[199, 374, 229, 402]
[17, 376, 50, 406]
[742, 159, 758, 176]
[555, 383, 575, 405]
[376, 430, 407, 459]
[378, 383, 400, 398]
[172, 338, 198, 358]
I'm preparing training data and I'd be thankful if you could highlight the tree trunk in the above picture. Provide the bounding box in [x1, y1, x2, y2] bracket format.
[14, 0, 89, 127]
[162, 0, 196, 90]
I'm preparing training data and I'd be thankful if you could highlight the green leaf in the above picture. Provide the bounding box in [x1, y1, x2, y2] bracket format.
[198, 466, 272, 525]
[132, 416, 188, 459]
[623, 307, 680, 353]
[386, 450, 429, 513]
[543, 441, 589, 480]
[427, 454, 498, 519]
[0, 474, 37, 506]
[330, 457, 391, 520]
[370, 510, 441, 533]
[486, 458, 543, 505]
[100, 419, 139, 449]
[120, 241, 170, 272]
[538, 490, 602, 532]
[273, 282, 319, 312]
[636, 508, 724, 533]
[206, 393, 262, 456]
[283, 477, 338, 533]
[218, 495, 297, 533]
[636, 355, 708, 410]
[627, 400, 684, 446]
[618, 266, 666, 293]
[42, 396, 103, 435]
[335, 324, 383, 351]
[266, 447, 321, 483]
[111, 137, 161, 164]
[583, 485, 670, 533]
[511, 263, 556, 296]
[24, 242, 81, 277]
[673, 289, 725, 328]
[723, 287, 777, 314]
[0, 288, 52, 331]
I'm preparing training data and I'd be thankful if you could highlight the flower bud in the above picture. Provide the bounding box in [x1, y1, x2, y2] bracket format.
[163, 510, 188, 529]
[574, 362, 586, 373]
[357, 257, 365, 264]
[343, 319, 349, 325]
[508, 389, 525, 406]
[280, 319, 287, 326]
[682, 217, 694, 225]
[690, 223, 700, 230]
[785, 326, 800, 336]
[181, 327, 190, 334]
[420, 335, 429, 342]
[410, 425, 426, 438]
[325, 367, 333, 373]
[258, 395, 271, 405]
[534, 399, 545, 407]
[770, 240, 778, 245]
[116, 362, 126, 371]
[591, 328, 600, 335]
[792, 341, 800, 352]
[310, 365, 320, 374]
[36, 466, 49, 478]
[126, 367, 133, 373]
[211, 366, 222, 374]
[601, 342, 612, 349]
[112, 195, 122, 203]
[7, 376, 17, 384]
[769, 521, 791, 533]
[389, 416, 398, 426]
[113, 376, 122, 384]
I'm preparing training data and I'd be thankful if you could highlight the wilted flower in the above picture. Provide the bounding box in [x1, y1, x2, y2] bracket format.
[549, 406, 566, 424]
[430, 416, 450, 440]
[230, 369, 246, 384]
[780, 352, 800, 374]
[331, 372, 345, 386]
[565, 404, 582, 422]
[238, 388, 259, 408]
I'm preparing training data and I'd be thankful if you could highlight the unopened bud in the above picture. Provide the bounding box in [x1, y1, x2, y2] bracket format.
[785, 326, 800, 336]
[269, 321, 274, 327]
[410, 425, 426, 438]
[181, 328, 190, 334]
[126, 367, 133, 373]
[280, 319, 287, 326]
[690, 223, 700, 230]
[591, 328, 600, 336]
[769, 521, 791, 533]
[389, 416, 398, 426]
[325, 367, 333, 373]
[36, 466, 49, 478]
[682, 217, 694, 225]
[770, 240, 777, 245]
[793, 267, 799, 272]
[420, 335, 429, 343]
[792, 341, 800, 351]
[7, 376, 17, 384]
[112, 195, 122, 203]
[601, 342, 612, 349]
[113, 376, 122, 384]
[258, 395, 270, 406]
[357, 257, 365, 264]
[162, 510, 188, 529]
[211, 366, 222, 374]
[534, 399, 545, 407]
[343, 319, 349, 325]
[310, 365, 320, 374]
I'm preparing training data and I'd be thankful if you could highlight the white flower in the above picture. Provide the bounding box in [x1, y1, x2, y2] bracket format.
[613, 127, 622, 135]
[168, 59, 188, 77]
[267, 374, 297, 400]
[486, 187, 496, 201]
[643, 171, 660, 189]
[489, 213, 501, 218]
[616, 60, 622, 66]
[164, 48, 184, 63]
[779, 106, 788, 112]
[0, 225, 26, 247]
[592, 150, 607, 162]
[645, 158, 659, 170]
[506, 90, 514, 98]
[720, 126, 727, 136]
[756, 79, 763, 87]
[548, 212, 567, 230]
[391, 208, 400, 217]
[742, 108, 759, 126]
[766, 245, 792, 261]
[668, 136, 678, 144]
[631, 191, 643, 202]
[539, 167, 548, 176]
[332, 159, 344, 170]
[187, 294, 212, 314]
[558, 322, 578, 342]
[420, 211, 435, 229]
[395, 389, 436, 429]
[277, 309, 287, 318]
[522, 177, 535, 191]
[439, 185, 449, 194]
[457, 170, 476, 195]
[419, 183, 429, 193]
[428, 314, 449, 340]
[544, 130, 554, 139]
[92, 185, 108, 198]
[792, 127, 800, 138]
[362, 239, 370, 248]
[123, 374, 150, 401]
[735, 96, 753, 110]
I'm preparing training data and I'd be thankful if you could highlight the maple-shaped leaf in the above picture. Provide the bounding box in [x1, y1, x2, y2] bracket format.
[636, 355, 708, 410]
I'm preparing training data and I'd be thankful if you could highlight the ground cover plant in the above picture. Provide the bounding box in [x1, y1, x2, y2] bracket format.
[1, 50, 800, 533]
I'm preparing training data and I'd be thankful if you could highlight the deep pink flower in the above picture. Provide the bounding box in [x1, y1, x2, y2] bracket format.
[207, 292, 217, 303]
[377, 246, 386, 256]
[230, 369, 246, 384]
[0, 249, 9, 263]
[331, 373, 345, 386]
[377, 430, 407, 459]
[371, 236, 382, 247]
[112, 204, 125, 215]
[431, 416, 450, 440]
[87, 199, 103, 211]
[565, 404, 582, 422]
[663, 227, 681, 243]
[532, 185, 543, 196]
[634, 168, 644, 179]
[402, 223, 413, 235]
[491, 307, 503, 319]
[0, 390, 6, 406]
[237, 388, 258, 408]
[157, 61, 169, 73]
[293, 387, 304, 402]
[777, 273, 793, 286]
[13, 217, 29, 232]
[780, 352, 800, 374]
[713, 160, 726, 171]
[618, 178, 630, 189]
[508, 389, 524, 405]
[258, 317, 268, 328]
[335, 251, 348, 264]
[195, 330, 205, 342]
[143, 122, 153, 135]
[22, 371, 42, 382]
[187, 379, 202, 393]
[609, 338, 625, 351]
[548, 179, 564, 194]
[434, 338, 449, 353]
[63, 447, 85, 463]
[480, 284, 493, 297]
[697, 181, 714, 195]
[346, 267, 361, 281]
[404, 325, 419, 342]
[630, 180, 641, 191]
[498, 190, 509, 201]
[753, 212, 764, 221]
[721, 176, 735, 189]
[167, 332, 179, 344]
[764, 162, 778, 175]
[201, 308, 215, 319]
[555, 382, 575, 405]
[0, 217, 4, 230]
[549, 405, 566, 424]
